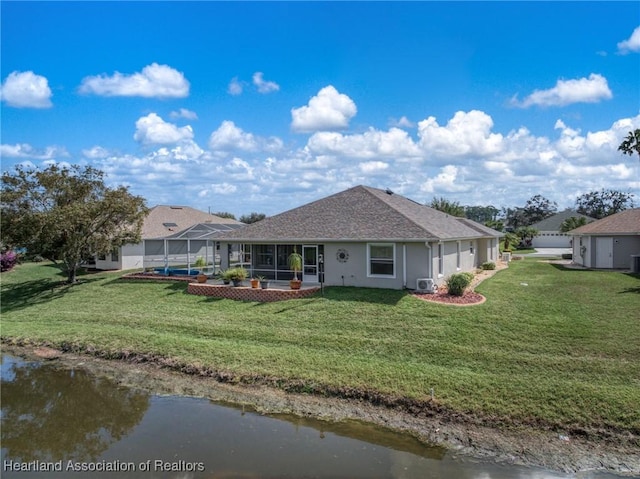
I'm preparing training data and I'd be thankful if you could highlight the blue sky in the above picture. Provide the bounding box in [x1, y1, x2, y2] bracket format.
[2, 1, 639, 217]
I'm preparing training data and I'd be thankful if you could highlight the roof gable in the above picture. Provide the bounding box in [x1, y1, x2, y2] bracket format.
[530, 209, 595, 231]
[570, 208, 640, 235]
[214, 185, 502, 242]
[143, 206, 242, 239]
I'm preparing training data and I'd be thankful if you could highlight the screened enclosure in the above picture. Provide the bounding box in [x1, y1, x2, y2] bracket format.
[142, 223, 245, 275]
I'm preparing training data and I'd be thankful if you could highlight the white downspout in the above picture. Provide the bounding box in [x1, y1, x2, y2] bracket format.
[402, 244, 407, 288]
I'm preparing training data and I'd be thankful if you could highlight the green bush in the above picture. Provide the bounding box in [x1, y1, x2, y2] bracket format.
[446, 272, 473, 296]
[194, 256, 207, 267]
[481, 261, 496, 270]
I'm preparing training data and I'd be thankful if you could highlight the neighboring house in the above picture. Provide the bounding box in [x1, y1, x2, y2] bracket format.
[214, 185, 502, 290]
[95, 205, 241, 271]
[530, 209, 594, 248]
[570, 208, 640, 270]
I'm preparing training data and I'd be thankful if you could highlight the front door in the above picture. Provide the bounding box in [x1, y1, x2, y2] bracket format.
[595, 237, 613, 269]
[302, 245, 318, 283]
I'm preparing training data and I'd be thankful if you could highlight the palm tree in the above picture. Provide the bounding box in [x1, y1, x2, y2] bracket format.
[560, 216, 588, 233]
[618, 129, 640, 160]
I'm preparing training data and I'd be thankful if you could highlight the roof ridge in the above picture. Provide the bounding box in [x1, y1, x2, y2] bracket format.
[360, 185, 438, 234]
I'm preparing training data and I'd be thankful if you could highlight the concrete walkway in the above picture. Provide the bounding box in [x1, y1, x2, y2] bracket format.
[521, 247, 571, 257]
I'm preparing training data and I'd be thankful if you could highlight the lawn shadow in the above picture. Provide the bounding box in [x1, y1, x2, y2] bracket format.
[1, 277, 102, 314]
[313, 286, 407, 305]
[620, 272, 640, 294]
[107, 277, 190, 295]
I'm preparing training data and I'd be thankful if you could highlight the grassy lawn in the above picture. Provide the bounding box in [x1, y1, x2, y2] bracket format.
[1, 260, 639, 436]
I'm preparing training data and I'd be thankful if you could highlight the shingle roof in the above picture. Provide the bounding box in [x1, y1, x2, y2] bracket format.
[531, 209, 594, 231]
[570, 208, 640, 235]
[143, 206, 241, 239]
[213, 185, 502, 242]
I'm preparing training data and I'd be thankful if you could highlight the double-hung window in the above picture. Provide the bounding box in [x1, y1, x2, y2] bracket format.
[367, 243, 395, 277]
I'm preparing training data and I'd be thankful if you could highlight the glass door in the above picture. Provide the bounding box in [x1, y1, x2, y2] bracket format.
[302, 245, 318, 283]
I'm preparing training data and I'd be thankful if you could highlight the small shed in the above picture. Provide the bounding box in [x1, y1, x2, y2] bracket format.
[570, 208, 640, 269]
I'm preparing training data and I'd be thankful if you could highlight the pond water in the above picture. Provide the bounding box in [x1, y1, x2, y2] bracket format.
[0, 354, 623, 479]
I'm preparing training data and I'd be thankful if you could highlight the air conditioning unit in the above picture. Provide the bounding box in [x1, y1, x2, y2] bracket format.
[416, 278, 437, 293]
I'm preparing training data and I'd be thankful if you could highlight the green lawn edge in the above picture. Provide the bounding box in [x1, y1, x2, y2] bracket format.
[2, 260, 639, 438]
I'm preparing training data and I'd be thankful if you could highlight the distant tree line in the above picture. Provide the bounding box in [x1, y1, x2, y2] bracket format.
[429, 188, 634, 233]
[213, 211, 267, 224]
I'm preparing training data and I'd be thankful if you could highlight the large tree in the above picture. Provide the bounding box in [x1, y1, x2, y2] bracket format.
[429, 197, 465, 217]
[575, 189, 634, 220]
[522, 195, 557, 226]
[1, 164, 148, 283]
[239, 212, 266, 224]
[464, 205, 500, 224]
[618, 128, 640, 160]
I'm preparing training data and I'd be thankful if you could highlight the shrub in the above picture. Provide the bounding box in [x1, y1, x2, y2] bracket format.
[446, 272, 473, 296]
[0, 251, 18, 272]
[225, 267, 248, 281]
[481, 261, 496, 270]
[193, 256, 207, 267]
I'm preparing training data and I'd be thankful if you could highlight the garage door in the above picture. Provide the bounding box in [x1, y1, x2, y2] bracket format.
[532, 233, 571, 248]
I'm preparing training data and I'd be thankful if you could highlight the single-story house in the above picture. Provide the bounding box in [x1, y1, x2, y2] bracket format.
[95, 205, 242, 271]
[213, 185, 503, 290]
[570, 208, 640, 270]
[531, 209, 594, 248]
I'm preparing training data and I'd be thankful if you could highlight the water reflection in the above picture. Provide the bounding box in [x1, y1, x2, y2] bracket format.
[0, 355, 149, 463]
[0, 355, 625, 479]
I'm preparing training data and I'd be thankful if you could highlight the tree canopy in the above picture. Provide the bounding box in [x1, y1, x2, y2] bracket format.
[239, 212, 266, 224]
[213, 211, 236, 220]
[575, 189, 634, 220]
[429, 197, 465, 217]
[618, 129, 640, 160]
[560, 216, 589, 233]
[1, 165, 147, 283]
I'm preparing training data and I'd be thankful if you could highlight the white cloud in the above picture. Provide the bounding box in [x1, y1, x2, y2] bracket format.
[306, 127, 421, 159]
[0, 71, 53, 108]
[134, 113, 194, 145]
[417, 110, 503, 158]
[0, 143, 67, 159]
[291, 85, 357, 133]
[199, 183, 238, 197]
[209, 121, 258, 152]
[391, 116, 415, 128]
[82, 146, 111, 159]
[228, 77, 244, 96]
[420, 165, 469, 194]
[512, 73, 612, 108]
[79, 63, 189, 98]
[170, 108, 198, 120]
[76, 110, 640, 217]
[359, 161, 389, 173]
[617, 26, 640, 54]
[252, 72, 280, 93]
[208, 120, 282, 155]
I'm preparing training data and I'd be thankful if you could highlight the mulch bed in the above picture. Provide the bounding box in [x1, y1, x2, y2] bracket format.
[413, 288, 486, 306]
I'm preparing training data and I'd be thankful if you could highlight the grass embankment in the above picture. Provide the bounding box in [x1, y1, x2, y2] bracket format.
[2, 261, 639, 438]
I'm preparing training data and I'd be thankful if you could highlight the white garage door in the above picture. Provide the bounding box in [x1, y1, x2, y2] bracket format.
[532, 232, 571, 248]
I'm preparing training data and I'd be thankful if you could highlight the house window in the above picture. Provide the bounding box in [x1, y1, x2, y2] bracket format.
[111, 248, 119, 262]
[438, 243, 444, 277]
[255, 245, 275, 268]
[470, 241, 475, 255]
[97, 253, 106, 261]
[367, 243, 395, 277]
[456, 241, 461, 270]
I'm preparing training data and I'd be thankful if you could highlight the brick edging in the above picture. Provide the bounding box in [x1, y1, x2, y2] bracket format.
[187, 283, 320, 302]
